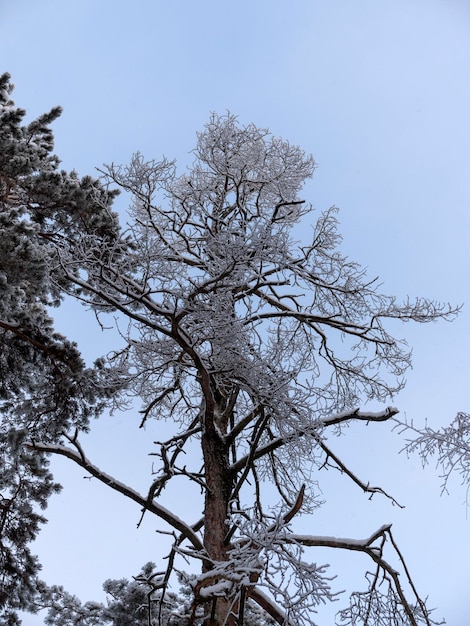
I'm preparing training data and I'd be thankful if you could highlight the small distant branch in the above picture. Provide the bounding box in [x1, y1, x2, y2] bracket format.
[144, 419, 202, 506]
[396, 412, 470, 500]
[279, 483, 305, 526]
[226, 404, 263, 445]
[229, 411, 269, 503]
[138, 385, 179, 428]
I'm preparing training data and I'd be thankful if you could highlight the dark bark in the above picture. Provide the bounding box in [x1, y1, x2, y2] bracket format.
[197, 393, 235, 626]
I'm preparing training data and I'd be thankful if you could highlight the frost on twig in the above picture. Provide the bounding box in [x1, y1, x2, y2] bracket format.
[397, 411, 470, 501]
[337, 586, 442, 626]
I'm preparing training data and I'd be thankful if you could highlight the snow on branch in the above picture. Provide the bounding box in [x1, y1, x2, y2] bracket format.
[321, 406, 400, 427]
[231, 408, 400, 501]
[289, 525, 434, 626]
[24, 438, 203, 552]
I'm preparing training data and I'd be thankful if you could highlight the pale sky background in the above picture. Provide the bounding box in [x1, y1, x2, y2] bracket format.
[1, 0, 470, 624]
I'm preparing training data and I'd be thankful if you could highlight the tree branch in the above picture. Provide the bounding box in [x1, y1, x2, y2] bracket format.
[247, 588, 292, 625]
[316, 436, 403, 507]
[322, 406, 400, 428]
[24, 440, 203, 551]
[287, 525, 430, 626]
[231, 407, 399, 474]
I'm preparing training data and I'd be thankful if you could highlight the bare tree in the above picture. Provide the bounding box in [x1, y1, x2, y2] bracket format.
[1, 86, 457, 625]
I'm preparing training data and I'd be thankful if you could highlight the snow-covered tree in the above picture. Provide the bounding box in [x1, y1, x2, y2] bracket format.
[40, 564, 276, 626]
[0, 72, 117, 622]
[0, 74, 459, 625]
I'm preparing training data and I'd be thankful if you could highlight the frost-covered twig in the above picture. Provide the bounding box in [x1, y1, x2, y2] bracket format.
[396, 412, 470, 499]
[289, 525, 434, 626]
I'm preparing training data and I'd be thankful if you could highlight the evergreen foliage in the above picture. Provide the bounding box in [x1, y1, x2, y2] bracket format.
[0, 73, 118, 622]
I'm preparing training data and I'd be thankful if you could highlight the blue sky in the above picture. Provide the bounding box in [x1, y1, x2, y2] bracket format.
[1, 0, 470, 623]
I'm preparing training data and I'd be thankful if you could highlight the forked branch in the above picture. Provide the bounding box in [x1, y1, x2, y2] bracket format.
[288, 525, 432, 626]
[24, 439, 203, 551]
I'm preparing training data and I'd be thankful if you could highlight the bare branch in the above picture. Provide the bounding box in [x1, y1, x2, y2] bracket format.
[316, 437, 403, 508]
[288, 525, 432, 626]
[231, 407, 399, 474]
[24, 440, 203, 551]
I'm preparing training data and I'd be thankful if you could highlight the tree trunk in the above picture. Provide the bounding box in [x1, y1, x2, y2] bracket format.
[198, 397, 235, 626]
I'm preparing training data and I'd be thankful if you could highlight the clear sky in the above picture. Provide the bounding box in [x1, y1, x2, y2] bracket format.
[1, 0, 470, 623]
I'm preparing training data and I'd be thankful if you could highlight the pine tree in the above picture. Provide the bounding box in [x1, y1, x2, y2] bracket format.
[0, 76, 458, 625]
[0, 72, 118, 622]
[42, 564, 276, 626]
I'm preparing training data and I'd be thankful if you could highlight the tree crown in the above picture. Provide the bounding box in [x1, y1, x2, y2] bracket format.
[0, 79, 457, 625]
